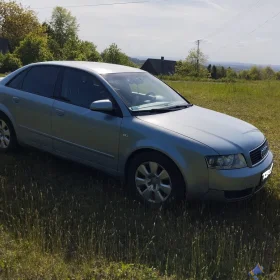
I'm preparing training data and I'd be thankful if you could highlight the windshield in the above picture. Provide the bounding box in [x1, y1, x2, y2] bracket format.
[102, 72, 188, 112]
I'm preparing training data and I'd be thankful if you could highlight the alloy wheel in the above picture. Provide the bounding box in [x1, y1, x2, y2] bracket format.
[0, 119, 10, 149]
[135, 161, 172, 204]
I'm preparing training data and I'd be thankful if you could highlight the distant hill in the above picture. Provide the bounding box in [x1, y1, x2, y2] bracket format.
[129, 57, 146, 67]
[208, 61, 280, 72]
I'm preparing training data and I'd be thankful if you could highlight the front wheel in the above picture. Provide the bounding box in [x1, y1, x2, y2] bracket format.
[127, 151, 186, 207]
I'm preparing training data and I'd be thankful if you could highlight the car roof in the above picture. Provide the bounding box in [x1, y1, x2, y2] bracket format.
[31, 61, 145, 75]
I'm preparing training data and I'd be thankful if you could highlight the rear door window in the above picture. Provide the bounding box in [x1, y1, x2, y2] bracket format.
[22, 66, 60, 98]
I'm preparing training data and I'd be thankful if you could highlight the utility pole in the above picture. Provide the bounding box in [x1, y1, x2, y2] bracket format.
[196, 39, 200, 76]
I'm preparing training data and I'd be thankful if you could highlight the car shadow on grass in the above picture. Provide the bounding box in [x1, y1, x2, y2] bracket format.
[0, 148, 279, 279]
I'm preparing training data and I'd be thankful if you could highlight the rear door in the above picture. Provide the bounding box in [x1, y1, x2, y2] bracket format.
[8, 65, 60, 151]
[51, 67, 122, 172]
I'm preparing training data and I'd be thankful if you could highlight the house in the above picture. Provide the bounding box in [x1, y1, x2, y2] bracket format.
[141, 57, 176, 76]
[0, 38, 10, 54]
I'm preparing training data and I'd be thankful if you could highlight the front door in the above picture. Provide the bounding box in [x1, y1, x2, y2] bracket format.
[51, 68, 122, 172]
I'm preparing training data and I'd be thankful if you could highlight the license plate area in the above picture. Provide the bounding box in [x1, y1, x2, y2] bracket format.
[261, 163, 273, 183]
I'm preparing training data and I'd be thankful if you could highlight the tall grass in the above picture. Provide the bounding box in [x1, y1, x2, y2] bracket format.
[0, 80, 280, 279]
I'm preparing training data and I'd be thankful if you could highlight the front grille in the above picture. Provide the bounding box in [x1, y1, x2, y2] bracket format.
[250, 141, 269, 165]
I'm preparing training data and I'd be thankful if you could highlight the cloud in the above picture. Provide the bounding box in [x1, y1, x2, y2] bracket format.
[20, 0, 280, 64]
[183, 0, 225, 11]
[238, 37, 271, 47]
[200, 0, 226, 11]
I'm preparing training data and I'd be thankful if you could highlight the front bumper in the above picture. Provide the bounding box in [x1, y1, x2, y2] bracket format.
[203, 151, 274, 201]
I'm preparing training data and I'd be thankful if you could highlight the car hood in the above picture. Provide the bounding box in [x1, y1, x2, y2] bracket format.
[136, 105, 265, 154]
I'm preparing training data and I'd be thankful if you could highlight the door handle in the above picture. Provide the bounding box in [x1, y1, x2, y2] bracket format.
[55, 109, 65, 117]
[12, 97, 19, 103]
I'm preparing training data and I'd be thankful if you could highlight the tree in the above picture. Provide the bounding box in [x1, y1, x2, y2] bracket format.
[275, 71, 280, 80]
[0, 51, 4, 68]
[49, 7, 79, 48]
[14, 33, 53, 65]
[215, 66, 226, 79]
[42, 21, 63, 60]
[262, 66, 275, 80]
[175, 48, 208, 77]
[79, 41, 101, 62]
[42, 22, 54, 38]
[239, 70, 250, 80]
[101, 43, 135, 67]
[62, 39, 101, 61]
[207, 64, 212, 73]
[226, 67, 237, 81]
[0, 0, 42, 50]
[185, 48, 208, 66]
[185, 48, 208, 76]
[248, 66, 262, 80]
[211, 65, 217, 79]
[175, 60, 195, 76]
[1, 53, 22, 73]
[62, 38, 83, 60]
[220, 66, 226, 78]
[47, 37, 63, 60]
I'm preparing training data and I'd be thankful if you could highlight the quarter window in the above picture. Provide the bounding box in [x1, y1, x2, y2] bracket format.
[22, 66, 60, 98]
[6, 69, 28, 90]
[61, 68, 109, 108]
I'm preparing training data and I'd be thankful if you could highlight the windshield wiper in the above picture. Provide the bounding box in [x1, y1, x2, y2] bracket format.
[142, 108, 174, 113]
[167, 104, 193, 110]
[134, 104, 193, 114]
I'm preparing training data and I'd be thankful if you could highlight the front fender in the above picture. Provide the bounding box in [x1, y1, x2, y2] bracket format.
[121, 138, 190, 178]
[119, 117, 217, 198]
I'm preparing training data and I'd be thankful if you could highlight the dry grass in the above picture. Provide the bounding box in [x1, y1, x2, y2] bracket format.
[0, 80, 279, 279]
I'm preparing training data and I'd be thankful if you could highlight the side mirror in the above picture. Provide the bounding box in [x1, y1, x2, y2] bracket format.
[90, 99, 114, 112]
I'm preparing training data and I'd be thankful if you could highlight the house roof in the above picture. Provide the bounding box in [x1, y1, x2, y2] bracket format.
[141, 59, 176, 75]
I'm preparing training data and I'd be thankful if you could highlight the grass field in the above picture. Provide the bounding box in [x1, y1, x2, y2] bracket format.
[0, 80, 279, 279]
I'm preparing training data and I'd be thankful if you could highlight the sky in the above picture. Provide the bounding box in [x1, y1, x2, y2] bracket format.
[19, 0, 280, 65]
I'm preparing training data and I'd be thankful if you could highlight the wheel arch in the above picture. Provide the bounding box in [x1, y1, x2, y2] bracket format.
[0, 106, 18, 136]
[124, 148, 187, 192]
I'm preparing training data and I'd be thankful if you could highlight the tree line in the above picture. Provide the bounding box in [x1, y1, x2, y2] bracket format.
[206, 64, 279, 81]
[0, 0, 279, 80]
[0, 1, 136, 73]
[175, 48, 280, 81]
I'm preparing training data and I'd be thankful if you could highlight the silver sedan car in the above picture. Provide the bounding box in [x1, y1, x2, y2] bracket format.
[0, 61, 274, 206]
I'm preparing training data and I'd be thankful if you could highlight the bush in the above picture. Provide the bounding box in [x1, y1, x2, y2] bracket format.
[101, 43, 136, 67]
[15, 33, 53, 65]
[1, 53, 22, 73]
[0, 52, 5, 70]
[62, 39, 102, 61]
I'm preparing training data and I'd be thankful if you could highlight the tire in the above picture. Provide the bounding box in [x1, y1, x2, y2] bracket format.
[0, 113, 18, 153]
[127, 151, 186, 207]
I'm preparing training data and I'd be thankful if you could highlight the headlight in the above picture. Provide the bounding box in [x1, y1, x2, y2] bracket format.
[205, 154, 247, 169]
